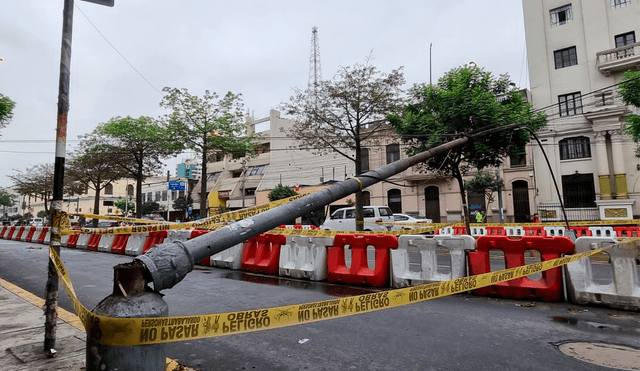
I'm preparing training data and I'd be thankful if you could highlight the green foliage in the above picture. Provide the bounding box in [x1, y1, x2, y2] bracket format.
[0, 93, 16, 135]
[619, 70, 640, 154]
[9, 164, 56, 213]
[114, 197, 135, 216]
[142, 201, 161, 215]
[389, 64, 546, 228]
[466, 170, 504, 204]
[94, 116, 182, 217]
[0, 190, 13, 208]
[268, 184, 298, 201]
[161, 88, 260, 217]
[37, 210, 47, 218]
[173, 195, 193, 212]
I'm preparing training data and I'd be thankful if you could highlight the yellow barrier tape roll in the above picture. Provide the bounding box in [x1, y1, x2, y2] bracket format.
[49, 237, 634, 347]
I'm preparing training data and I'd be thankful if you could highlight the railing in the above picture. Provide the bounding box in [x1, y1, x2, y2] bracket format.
[596, 42, 640, 74]
[536, 202, 599, 222]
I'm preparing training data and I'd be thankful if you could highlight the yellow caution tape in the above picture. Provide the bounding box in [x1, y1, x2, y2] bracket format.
[49, 237, 635, 347]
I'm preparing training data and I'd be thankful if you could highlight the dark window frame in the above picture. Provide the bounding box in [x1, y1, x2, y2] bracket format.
[550, 4, 572, 27]
[562, 173, 596, 208]
[386, 144, 400, 164]
[615, 31, 636, 48]
[558, 92, 583, 117]
[559, 136, 591, 160]
[554, 46, 578, 69]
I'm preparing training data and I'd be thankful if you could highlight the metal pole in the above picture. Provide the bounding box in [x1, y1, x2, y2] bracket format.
[496, 167, 504, 223]
[136, 136, 470, 292]
[44, 0, 73, 355]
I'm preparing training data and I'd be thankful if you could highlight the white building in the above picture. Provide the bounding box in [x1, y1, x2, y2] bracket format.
[523, 0, 640, 220]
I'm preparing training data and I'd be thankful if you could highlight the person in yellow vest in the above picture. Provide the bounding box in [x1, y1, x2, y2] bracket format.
[475, 211, 484, 223]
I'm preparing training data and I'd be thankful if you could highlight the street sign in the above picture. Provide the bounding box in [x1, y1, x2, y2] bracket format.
[168, 180, 186, 191]
[188, 206, 193, 215]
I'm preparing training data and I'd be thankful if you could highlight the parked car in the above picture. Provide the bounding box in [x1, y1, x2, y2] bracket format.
[143, 214, 166, 223]
[29, 217, 45, 227]
[320, 206, 394, 232]
[390, 213, 432, 231]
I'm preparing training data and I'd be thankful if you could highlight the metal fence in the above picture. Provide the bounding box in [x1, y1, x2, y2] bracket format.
[536, 202, 600, 222]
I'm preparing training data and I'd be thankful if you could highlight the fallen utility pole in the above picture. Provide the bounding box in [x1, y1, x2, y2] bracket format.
[134, 135, 472, 291]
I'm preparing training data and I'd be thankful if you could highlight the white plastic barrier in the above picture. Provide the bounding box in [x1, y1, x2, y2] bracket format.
[391, 235, 476, 288]
[470, 226, 487, 237]
[31, 227, 44, 243]
[166, 229, 193, 243]
[439, 226, 454, 236]
[565, 237, 640, 311]
[588, 227, 617, 238]
[75, 234, 90, 249]
[279, 236, 332, 281]
[98, 234, 115, 253]
[20, 227, 32, 242]
[210, 243, 244, 270]
[42, 230, 50, 244]
[544, 226, 566, 237]
[60, 234, 69, 247]
[125, 232, 149, 256]
[504, 226, 524, 236]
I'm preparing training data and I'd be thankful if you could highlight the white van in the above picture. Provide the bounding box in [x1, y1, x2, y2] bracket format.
[30, 217, 44, 227]
[320, 206, 394, 232]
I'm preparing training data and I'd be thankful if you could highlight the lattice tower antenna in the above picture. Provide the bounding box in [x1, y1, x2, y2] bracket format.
[308, 26, 322, 102]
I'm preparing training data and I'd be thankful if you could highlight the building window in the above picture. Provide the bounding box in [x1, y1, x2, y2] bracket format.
[244, 188, 256, 196]
[550, 4, 572, 27]
[360, 148, 369, 173]
[126, 184, 134, 196]
[362, 191, 371, 206]
[147, 192, 152, 202]
[562, 173, 596, 207]
[207, 172, 221, 182]
[232, 170, 242, 178]
[387, 189, 402, 214]
[162, 190, 167, 202]
[611, 0, 630, 9]
[103, 200, 114, 206]
[509, 151, 527, 168]
[386, 144, 400, 164]
[558, 92, 582, 116]
[246, 165, 267, 176]
[141, 193, 146, 203]
[554, 46, 577, 69]
[615, 31, 636, 48]
[155, 191, 161, 202]
[559, 136, 591, 160]
[104, 183, 113, 195]
[171, 190, 177, 200]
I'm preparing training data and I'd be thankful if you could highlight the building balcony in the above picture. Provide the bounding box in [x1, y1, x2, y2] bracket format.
[596, 42, 640, 76]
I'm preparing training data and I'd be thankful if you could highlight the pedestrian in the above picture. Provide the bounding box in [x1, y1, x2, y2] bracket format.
[532, 213, 540, 223]
[475, 211, 484, 223]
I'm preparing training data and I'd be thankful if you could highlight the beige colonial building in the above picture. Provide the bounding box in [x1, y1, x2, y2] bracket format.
[523, 0, 640, 220]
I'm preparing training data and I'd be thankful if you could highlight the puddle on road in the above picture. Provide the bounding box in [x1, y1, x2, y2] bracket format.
[220, 271, 384, 297]
[551, 316, 640, 336]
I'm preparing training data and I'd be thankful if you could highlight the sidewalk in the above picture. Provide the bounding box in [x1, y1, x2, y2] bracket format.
[0, 278, 194, 371]
[0, 279, 85, 370]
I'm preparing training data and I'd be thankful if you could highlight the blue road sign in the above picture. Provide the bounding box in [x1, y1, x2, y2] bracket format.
[168, 180, 186, 191]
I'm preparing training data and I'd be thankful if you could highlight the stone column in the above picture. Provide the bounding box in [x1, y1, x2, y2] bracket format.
[593, 131, 611, 199]
[610, 130, 629, 198]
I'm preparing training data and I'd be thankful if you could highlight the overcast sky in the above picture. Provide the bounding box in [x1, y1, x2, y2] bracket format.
[0, 0, 529, 189]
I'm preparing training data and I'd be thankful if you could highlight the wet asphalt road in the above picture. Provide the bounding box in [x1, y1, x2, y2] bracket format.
[1, 239, 639, 371]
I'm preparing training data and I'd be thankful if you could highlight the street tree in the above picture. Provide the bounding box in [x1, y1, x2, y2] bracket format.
[0, 93, 16, 136]
[281, 60, 405, 231]
[142, 201, 161, 215]
[9, 164, 55, 214]
[268, 184, 298, 202]
[619, 70, 640, 154]
[173, 194, 193, 214]
[66, 134, 129, 225]
[161, 88, 260, 218]
[389, 65, 546, 230]
[465, 170, 504, 206]
[94, 116, 182, 218]
[114, 197, 135, 217]
[0, 190, 14, 218]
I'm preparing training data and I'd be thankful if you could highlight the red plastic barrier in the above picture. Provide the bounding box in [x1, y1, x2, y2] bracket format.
[613, 226, 640, 238]
[111, 234, 131, 254]
[87, 234, 102, 251]
[485, 226, 506, 236]
[241, 234, 286, 275]
[66, 233, 80, 248]
[142, 230, 168, 253]
[468, 236, 575, 302]
[5, 226, 16, 240]
[37, 227, 50, 244]
[13, 226, 26, 241]
[0, 226, 8, 238]
[327, 234, 398, 287]
[523, 226, 545, 236]
[569, 226, 592, 237]
[452, 226, 467, 235]
[24, 227, 37, 242]
[189, 230, 211, 265]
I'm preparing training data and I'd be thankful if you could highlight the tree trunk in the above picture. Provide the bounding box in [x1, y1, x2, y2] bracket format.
[453, 166, 471, 234]
[92, 184, 101, 228]
[354, 142, 363, 232]
[136, 159, 144, 218]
